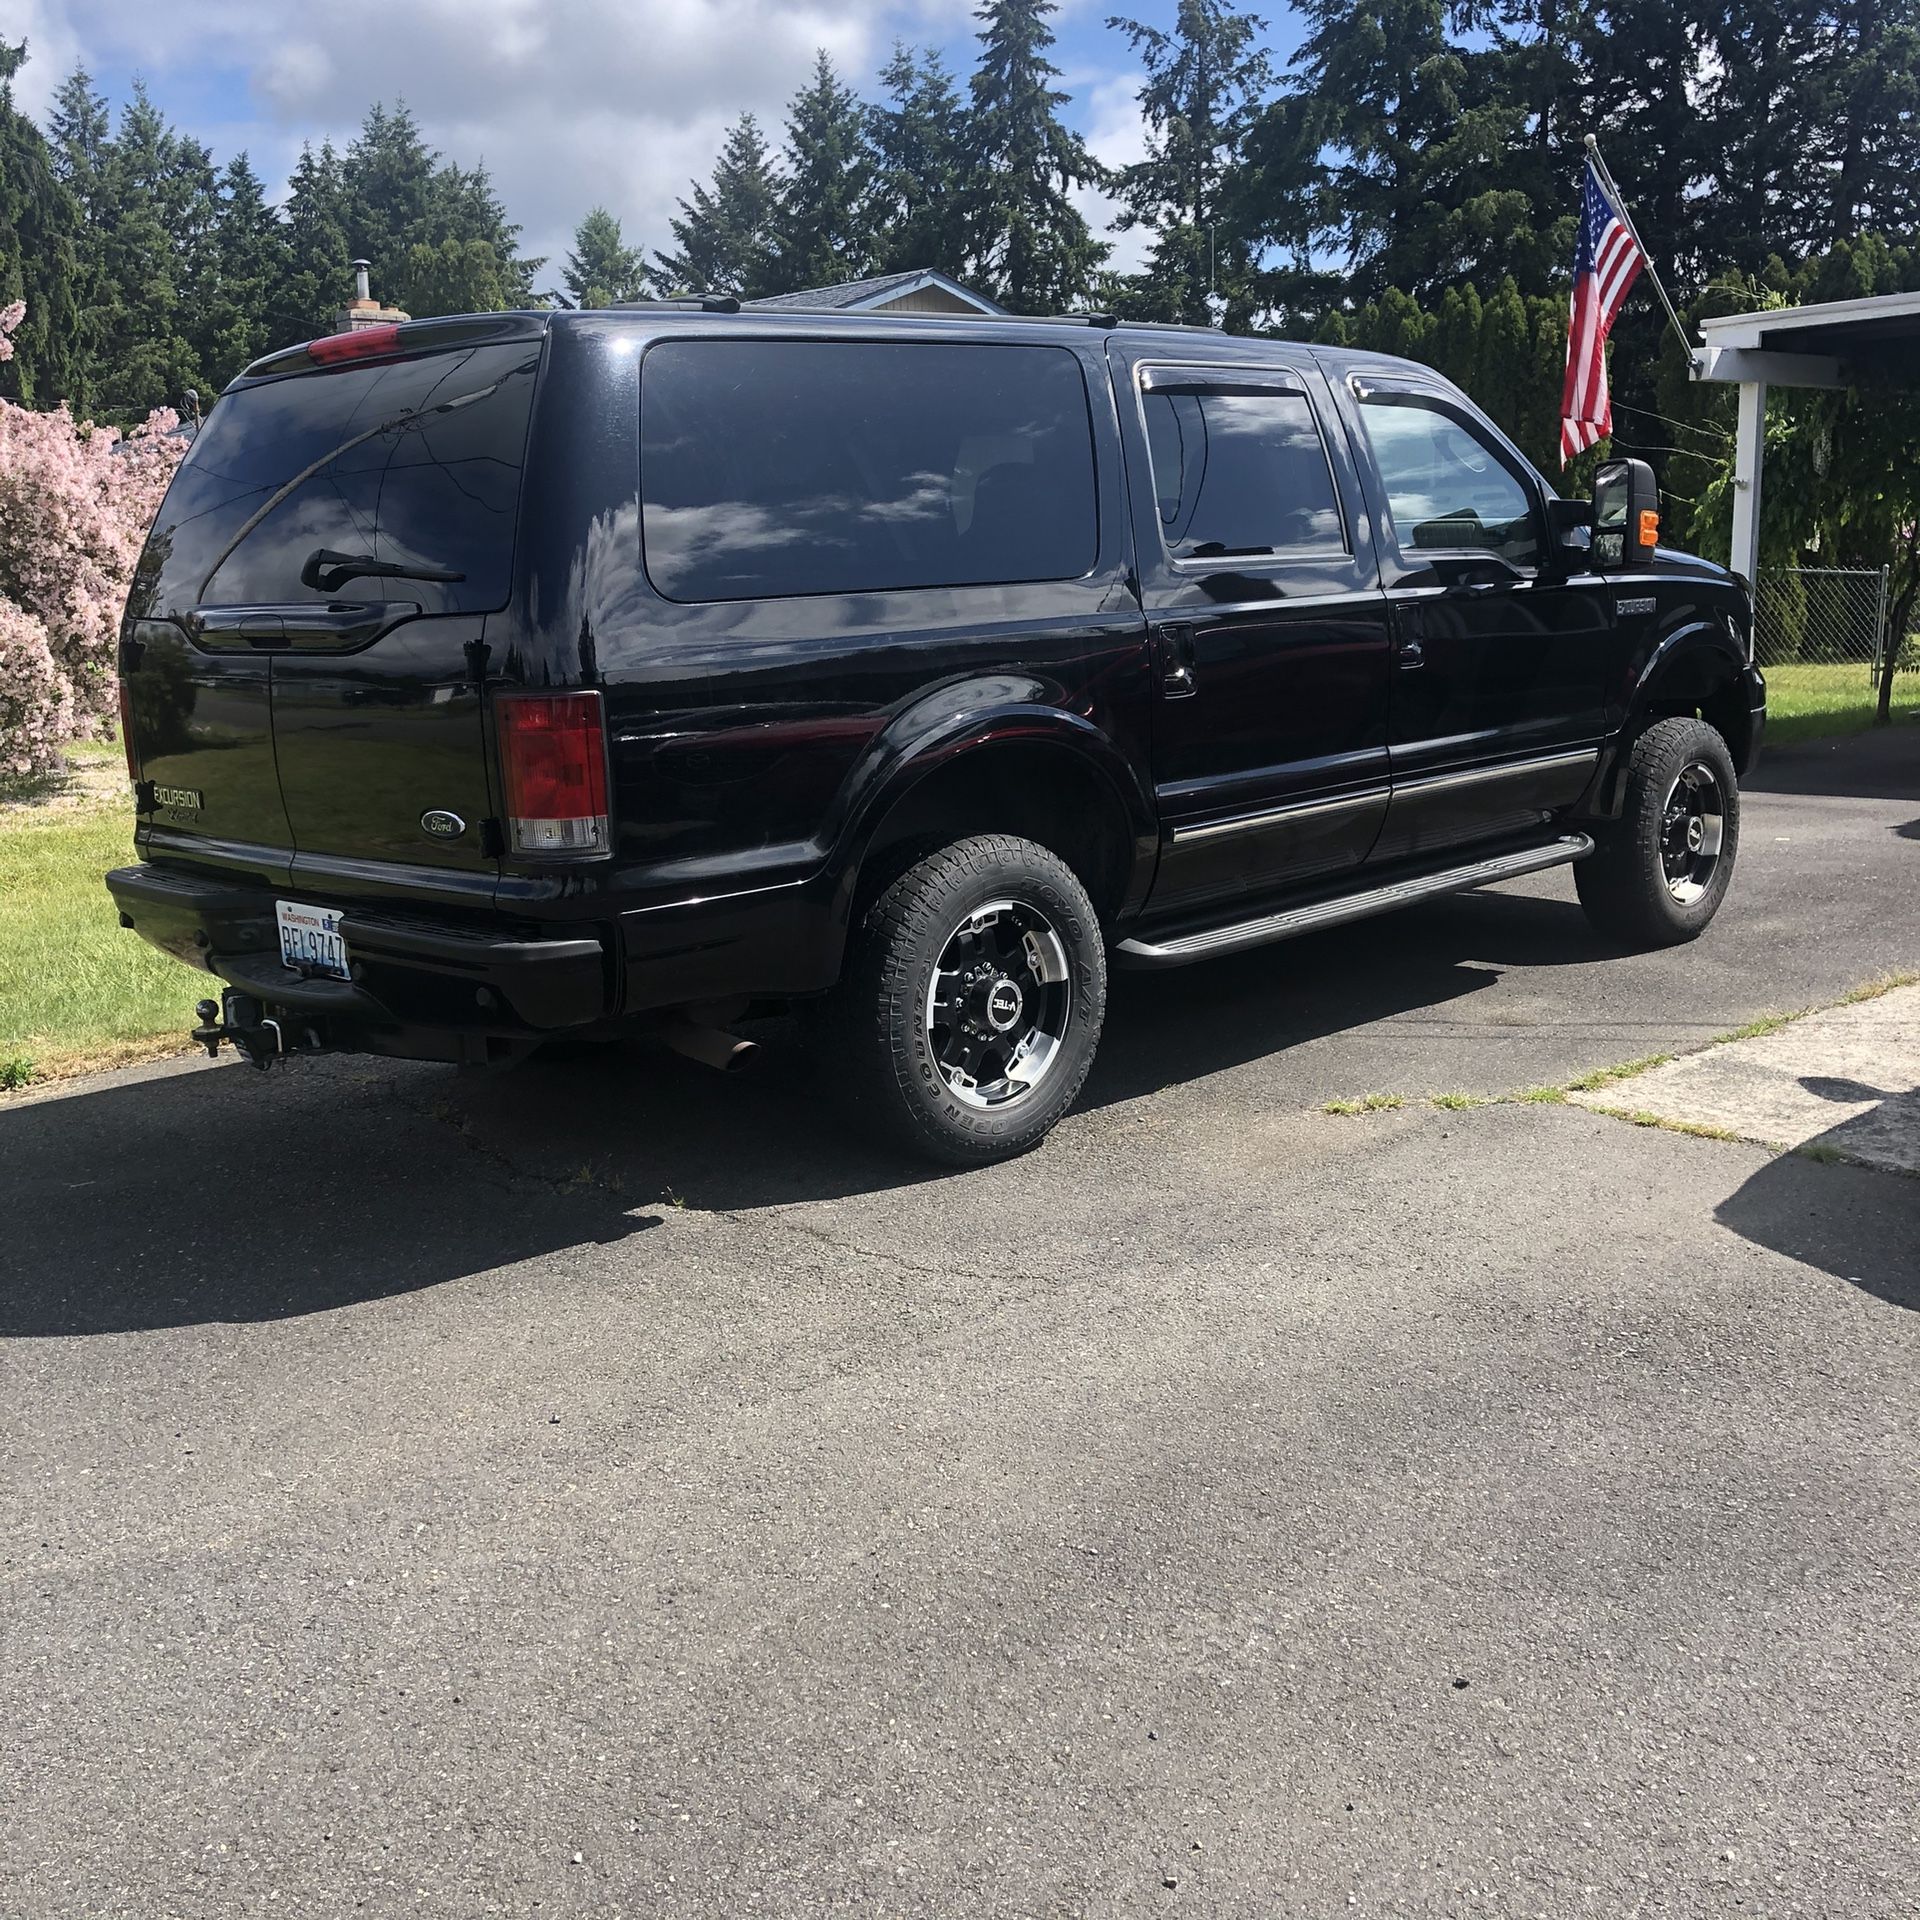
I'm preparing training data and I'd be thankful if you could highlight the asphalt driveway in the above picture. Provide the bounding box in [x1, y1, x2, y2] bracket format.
[3, 727, 1917, 1918]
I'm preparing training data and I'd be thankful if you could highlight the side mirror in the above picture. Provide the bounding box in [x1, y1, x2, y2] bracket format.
[1592, 457, 1660, 567]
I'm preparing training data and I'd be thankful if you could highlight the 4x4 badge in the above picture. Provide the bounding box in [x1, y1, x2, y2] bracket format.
[420, 809, 466, 840]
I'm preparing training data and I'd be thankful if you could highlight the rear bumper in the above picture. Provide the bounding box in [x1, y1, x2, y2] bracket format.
[106, 864, 611, 1043]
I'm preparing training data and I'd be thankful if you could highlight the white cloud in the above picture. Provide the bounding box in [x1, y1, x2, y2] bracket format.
[15, 1, 1151, 291]
[13, 0, 973, 280]
[7, 0, 88, 118]
[1069, 69, 1152, 277]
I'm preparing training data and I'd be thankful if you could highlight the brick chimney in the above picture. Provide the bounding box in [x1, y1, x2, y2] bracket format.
[336, 259, 410, 333]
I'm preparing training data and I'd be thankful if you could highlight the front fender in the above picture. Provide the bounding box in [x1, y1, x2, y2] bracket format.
[1586, 614, 1761, 815]
[1630, 615, 1748, 713]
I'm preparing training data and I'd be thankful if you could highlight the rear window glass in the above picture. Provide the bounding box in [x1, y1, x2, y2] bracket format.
[137, 341, 540, 618]
[1143, 384, 1346, 559]
[640, 339, 1098, 602]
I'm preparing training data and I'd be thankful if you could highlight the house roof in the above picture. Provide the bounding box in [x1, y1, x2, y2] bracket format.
[745, 269, 1005, 316]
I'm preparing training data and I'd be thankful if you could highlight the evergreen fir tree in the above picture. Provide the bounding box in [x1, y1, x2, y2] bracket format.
[1809, 0, 1920, 245]
[1106, 0, 1275, 326]
[963, 0, 1108, 313]
[561, 208, 645, 308]
[653, 112, 781, 297]
[199, 154, 285, 388]
[275, 140, 352, 345]
[1287, 0, 1469, 298]
[764, 52, 878, 294]
[868, 45, 969, 277]
[341, 100, 436, 302]
[45, 63, 115, 409]
[0, 43, 86, 408]
[419, 159, 541, 308]
[93, 82, 202, 418]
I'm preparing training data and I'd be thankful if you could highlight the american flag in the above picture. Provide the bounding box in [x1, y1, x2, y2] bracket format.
[1560, 160, 1645, 463]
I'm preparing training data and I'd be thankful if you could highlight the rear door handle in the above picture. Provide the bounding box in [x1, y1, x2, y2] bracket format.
[1398, 636, 1425, 669]
[1154, 621, 1197, 698]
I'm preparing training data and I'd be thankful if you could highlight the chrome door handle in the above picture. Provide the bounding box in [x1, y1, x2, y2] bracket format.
[1398, 637, 1425, 669]
[1154, 621, 1198, 698]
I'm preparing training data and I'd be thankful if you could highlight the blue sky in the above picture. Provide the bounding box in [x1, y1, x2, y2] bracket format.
[4, 0, 1311, 282]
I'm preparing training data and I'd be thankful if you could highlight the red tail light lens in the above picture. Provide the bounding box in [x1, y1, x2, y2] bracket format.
[496, 691, 610, 856]
[116, 677, 138, 783]
[308, 323, 402, 366]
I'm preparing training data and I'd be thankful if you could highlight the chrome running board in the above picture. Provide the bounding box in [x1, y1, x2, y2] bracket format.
[1114, 833, 1594, 969]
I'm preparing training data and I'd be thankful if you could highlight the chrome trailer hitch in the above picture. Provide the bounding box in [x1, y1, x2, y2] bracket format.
[192, 990, 291, 1070]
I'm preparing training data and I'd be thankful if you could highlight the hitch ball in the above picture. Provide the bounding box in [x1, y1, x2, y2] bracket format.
[190, 992, 280, 1068]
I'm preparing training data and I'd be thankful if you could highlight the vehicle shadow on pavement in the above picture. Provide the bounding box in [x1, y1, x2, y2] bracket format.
[441, 885, 1613, 1199]
[1714, 1144, 1920, 1313]
[0, 890, 1644, 1336]
[1085, 886, 1596, 1105]
[0, 1062, 655, 1338]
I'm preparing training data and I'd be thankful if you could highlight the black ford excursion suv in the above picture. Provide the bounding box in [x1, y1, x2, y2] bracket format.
[109, 305, 1764, 1163]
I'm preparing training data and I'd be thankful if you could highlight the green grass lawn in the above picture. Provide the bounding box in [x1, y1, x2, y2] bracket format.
[1763, 661, 1920, 746]
[0, 750, 200, 1087]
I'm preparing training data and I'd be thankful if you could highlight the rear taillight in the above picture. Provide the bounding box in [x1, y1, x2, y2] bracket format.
[308, 323, 402, 366]
[495, 691, 611, 856]
[116, 677, 137, 783]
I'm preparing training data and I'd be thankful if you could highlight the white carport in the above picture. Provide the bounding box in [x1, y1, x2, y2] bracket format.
[1693, 289, 1920, 584]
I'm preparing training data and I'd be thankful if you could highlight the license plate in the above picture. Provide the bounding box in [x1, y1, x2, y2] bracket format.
[276, 899, 351, 980]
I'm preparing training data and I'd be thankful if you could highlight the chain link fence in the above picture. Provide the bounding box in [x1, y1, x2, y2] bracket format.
[1753, 564, 1917, 679]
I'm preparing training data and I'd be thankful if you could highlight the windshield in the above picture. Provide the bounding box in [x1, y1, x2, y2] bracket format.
[130, 341, 541, 621]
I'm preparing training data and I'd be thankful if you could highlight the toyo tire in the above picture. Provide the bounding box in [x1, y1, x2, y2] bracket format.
[1575, 715, 1741, 948]
[827, 834, 1107, 1166]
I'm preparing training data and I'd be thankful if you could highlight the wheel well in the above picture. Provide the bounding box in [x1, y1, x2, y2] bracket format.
[854, 743, 1137, 926]
[1638, 644, 1754, 774]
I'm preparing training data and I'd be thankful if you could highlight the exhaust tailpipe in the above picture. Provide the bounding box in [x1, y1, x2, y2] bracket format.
[660, 1020, 760, 1074]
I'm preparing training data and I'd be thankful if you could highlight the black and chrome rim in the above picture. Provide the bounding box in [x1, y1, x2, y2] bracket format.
[1660, 761, 1726, 905]
[923, 899, 1072, 1110]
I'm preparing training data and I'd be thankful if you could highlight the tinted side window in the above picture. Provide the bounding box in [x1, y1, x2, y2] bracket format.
[1142, 384, 1346, 560]
[640, 339, 1098, 602]
[1358, 395, 1538, 566]
[138, 342, 541, 618]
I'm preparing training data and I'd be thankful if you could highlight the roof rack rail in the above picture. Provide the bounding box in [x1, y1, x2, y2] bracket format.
[610, 293, 741, 314]
[1037, 312, 1226, 334]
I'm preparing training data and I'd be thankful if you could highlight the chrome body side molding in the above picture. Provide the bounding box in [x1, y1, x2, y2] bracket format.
[1170, 785, 1388, 846]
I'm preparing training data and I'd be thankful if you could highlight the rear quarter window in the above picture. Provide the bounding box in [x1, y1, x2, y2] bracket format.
[134, 341, 541, 619]
[639, 338, 1099, 602]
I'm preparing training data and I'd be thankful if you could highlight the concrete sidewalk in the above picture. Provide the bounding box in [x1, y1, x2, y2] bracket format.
[1572, 981, 1920, 1174]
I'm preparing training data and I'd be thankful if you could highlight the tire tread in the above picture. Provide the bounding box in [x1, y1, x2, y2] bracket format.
[829, 834, 1106, 1165]
[1575, 716, 1739, 948]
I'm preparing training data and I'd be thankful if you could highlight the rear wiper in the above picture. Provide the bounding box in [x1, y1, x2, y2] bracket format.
[192, 360, 533, 600]
[299, 549, 465, 593]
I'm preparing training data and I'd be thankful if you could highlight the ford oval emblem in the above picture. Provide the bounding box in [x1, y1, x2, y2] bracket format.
[420, 809, 466, 840]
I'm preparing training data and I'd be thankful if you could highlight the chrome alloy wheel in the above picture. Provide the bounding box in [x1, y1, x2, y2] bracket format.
[1659, 760, 1726, 905]
[923, 898, 1072, 1110]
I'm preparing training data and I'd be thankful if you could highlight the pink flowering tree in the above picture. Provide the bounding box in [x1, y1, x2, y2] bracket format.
[0, 299, 187, 787]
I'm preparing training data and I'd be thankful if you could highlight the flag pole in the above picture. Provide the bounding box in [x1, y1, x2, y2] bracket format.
[1582, 133, 1696, 365]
